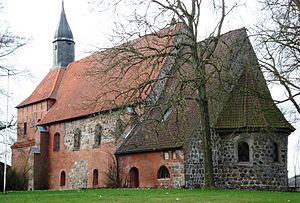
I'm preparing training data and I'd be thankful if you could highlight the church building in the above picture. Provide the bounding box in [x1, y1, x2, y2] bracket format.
[11, 3, 294, 191]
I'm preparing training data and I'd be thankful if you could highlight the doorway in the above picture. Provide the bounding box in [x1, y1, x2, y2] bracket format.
[129, 167, 139, 188]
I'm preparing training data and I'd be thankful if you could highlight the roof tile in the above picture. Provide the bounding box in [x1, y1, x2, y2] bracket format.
[39, 24, 182, 124]
[17, 68, 65, 108]
[215, 65, 295, 132]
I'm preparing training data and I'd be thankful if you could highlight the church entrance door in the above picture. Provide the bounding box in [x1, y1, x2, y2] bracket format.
[129, 167, 139, 188]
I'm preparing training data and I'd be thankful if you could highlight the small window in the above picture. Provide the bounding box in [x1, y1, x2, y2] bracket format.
[157, 166, 170, 179]
[23, 122, 27, 135]
[93, 169, 99, 186]
[74, 128, 81, 150]
[94, 124, 102, 147]
[127, 106, 136, 114]
[172, 150, 177, 160]
[60, 171, 66, 186]
[238, 141, 249, 162]
[273, 143, 279, 162]
[163, 151, 169, 160]
[53, 133, 60, 151]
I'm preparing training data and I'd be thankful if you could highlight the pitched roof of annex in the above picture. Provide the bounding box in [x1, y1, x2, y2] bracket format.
[215, 65, 295, 132]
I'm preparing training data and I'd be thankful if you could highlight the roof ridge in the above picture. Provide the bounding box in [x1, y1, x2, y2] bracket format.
[48, 68, 63, 99]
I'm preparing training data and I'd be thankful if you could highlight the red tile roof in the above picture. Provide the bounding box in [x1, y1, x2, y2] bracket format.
[39, 24, 182, 125]
[16, 68, 66, 108]
[11, 139, 35, 149]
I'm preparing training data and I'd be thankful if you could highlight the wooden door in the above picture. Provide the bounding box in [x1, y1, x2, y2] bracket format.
[129, 167, 139, 188]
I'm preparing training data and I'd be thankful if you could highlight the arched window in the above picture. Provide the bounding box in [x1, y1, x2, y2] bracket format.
[238, 141, 249, 162]
[157, 166, 170, 179]
[74, 128, 81, 150]
[273, 142, 279, 162]
[60, 171, 66, 186]
[94, 124, 102, 147]
[53, 133, 60, 151]
[93, 169, 99, 186]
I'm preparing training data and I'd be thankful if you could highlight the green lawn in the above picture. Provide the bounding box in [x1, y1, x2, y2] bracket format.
[0, 188, 299, 203]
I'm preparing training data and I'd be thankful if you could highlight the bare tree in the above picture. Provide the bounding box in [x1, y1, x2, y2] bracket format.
[255, 0, 300, 187]
[0, 2, 26, 132]
[255, 0, 300, 114]
[88, 0, 238, 188]
[0, 2, 27, 193]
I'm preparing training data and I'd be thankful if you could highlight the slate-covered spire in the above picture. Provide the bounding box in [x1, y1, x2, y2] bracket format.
[53, 0, 75, 69]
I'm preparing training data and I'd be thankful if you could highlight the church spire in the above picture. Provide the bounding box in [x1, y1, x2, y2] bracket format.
[53, 0, 75, 69]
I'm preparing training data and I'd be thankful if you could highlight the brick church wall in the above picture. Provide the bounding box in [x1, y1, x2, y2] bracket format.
[47, 110, 125, 189]
[118, 150, 185, 188]
[12, 100, 51, 190]
[16, 101, 49, 144]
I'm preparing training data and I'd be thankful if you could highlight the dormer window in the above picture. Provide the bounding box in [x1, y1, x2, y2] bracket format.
[127, 106, 136, 114]
[161, 108, 172, 122]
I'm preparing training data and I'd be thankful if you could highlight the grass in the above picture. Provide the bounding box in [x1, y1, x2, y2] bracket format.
[0, 188, 299, 203]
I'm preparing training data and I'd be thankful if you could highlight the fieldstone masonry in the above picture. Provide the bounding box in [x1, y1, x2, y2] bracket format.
[216, 131, 288, 191]
[184, 130, 205, 188]
[64, 111, 122, 151]
[69, 160, 88, 189]
[61, 110, 126, 189]
[27, 152, 34, 190]
[183, 128, 289, 191]
[166, 150, 185, 188]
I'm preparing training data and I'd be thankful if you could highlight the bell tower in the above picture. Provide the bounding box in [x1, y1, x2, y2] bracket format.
[53, 1, 75, 69]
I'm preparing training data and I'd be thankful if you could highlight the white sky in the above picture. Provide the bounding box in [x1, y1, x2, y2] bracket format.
[0, 0, 299, 177]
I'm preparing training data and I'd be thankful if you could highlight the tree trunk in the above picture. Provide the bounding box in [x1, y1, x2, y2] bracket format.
[195, 55, 214, 187]
[198, 82, 215, 188]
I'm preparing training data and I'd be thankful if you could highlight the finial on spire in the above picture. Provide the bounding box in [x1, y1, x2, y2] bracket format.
[54, 0, 73, 41]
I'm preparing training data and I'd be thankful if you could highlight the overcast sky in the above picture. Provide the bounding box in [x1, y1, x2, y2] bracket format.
[0, 0, 299, 177]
